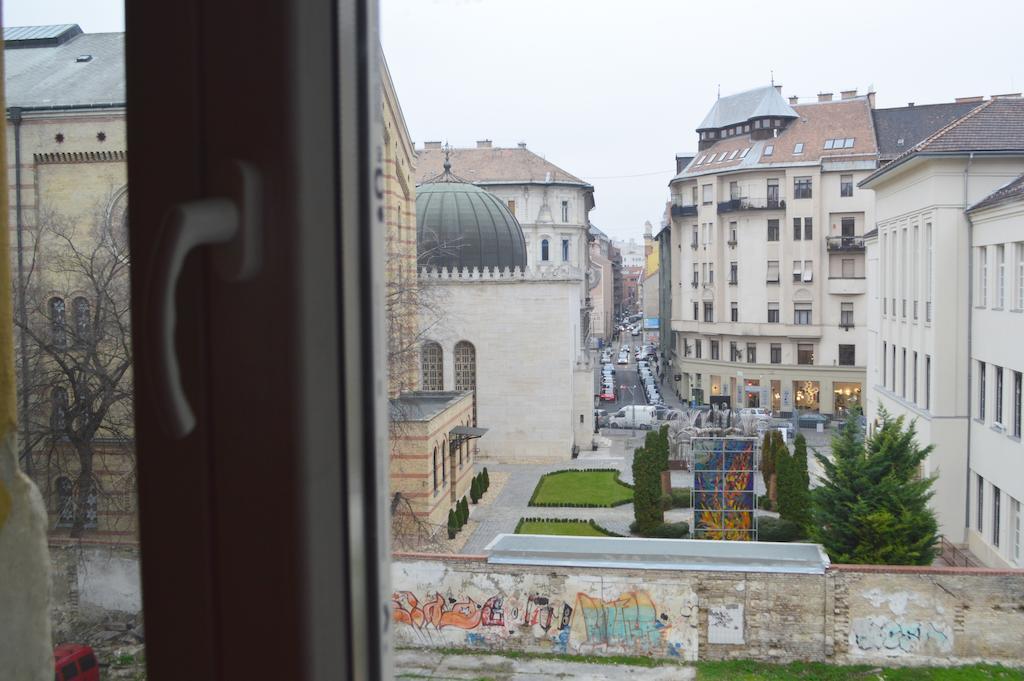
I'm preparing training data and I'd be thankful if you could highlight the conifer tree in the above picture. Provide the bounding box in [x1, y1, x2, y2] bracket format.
[811, 408, 938, 565]
[447, 509, 458, 539]
[470, 476, 481, 504]
[760, 431, 777, 505]
[777, 434, 812, 531]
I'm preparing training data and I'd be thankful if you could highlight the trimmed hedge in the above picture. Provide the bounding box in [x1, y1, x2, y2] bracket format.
[629, 520, 690, 539]
[659, 488, 692, 510]
[757, 516, 804, 542]
[528, 469, 634, 508]
[514, 517, 624, 537]
[757, 494, 774, 511]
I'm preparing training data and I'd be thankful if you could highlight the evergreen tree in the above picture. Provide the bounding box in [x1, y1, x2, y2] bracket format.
[777, 434, 812, 531]
[470, 476, 481, 504]
[760, 431, 777, 506]
[482, 467, 490, 491]
[631, 437, 665, 534]
[447, 509, 458, 539]
[458, 497, 469, 526]
[811, 408, 938, 565]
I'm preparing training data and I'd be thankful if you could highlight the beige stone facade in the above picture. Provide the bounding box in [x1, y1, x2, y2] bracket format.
[381, 53, 420, 398]
[6, 28, 133, 540]
[667, 87, 875, 416]
[861, 96, 1024, 555]
[389, 392, 475, 525]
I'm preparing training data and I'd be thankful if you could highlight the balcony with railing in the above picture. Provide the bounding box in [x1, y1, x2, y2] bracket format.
[826, 235, 866, 252]
[671, 203, 698, 218]
[716, 196, 786, 214]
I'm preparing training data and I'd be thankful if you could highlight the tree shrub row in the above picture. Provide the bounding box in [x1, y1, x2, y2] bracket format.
[469, 467, 490, 504]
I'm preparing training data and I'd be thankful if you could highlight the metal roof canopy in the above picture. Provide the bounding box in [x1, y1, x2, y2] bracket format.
[451, 425, 488, 438]
[484, 534, 830, 574]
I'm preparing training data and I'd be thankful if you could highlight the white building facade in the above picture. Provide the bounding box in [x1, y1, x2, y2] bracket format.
[415, 176, 595, 462]
[419, 267, 592, 461]
[666, 86, 876, 416]
[861, 96, 1024, 556]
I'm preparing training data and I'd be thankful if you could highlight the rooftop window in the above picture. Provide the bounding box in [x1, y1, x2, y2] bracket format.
[794, 142, 804, 154]
[764, 145, 774, 157]
[824, 138, 855, 149]
[738, 147, 750, 158]
[728, 149, 739, 160]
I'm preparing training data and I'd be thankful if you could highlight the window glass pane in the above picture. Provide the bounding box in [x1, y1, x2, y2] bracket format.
[6, 20, 145, 674]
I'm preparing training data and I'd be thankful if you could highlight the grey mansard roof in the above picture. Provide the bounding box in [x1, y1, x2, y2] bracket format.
[5, 26, 124, 110]
[697, 85, 797, 131]
[416, 181, 527, 271]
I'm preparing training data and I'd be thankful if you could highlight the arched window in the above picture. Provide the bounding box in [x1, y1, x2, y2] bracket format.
[441, 437, 447, 486]
[541, 239, 550, 262]
[421, 342, 443, 391]
[454, 341, 477, 425]
[73, 297, 91, 346]
[49, 297, 66, 347]
[55, 476, 75, 528]
[432, 446, 439, 491]
[51, 387, 68, 434]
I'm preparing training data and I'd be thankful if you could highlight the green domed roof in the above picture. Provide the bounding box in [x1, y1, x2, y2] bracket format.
[416, 181, 527, 271]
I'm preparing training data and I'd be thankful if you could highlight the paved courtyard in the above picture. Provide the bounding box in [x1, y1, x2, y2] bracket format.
[460, 423, 835, 553]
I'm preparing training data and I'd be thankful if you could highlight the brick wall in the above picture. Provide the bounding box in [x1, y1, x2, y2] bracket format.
[392, 555, 1024, 665]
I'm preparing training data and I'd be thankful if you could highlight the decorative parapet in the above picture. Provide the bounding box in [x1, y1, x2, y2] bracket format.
[35, 150, 127, 164]
[419, 264, 585, 282]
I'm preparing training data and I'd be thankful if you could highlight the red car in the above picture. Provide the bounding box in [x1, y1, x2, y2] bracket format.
[54, 644, 99, 681]
[599, 389, 616, 401]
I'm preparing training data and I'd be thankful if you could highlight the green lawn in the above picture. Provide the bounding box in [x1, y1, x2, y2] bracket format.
[515, 519, 617, 537]
[406, 649, 1024, 680]
[697, 661, 1024, 680]
[528, 469, 633, 507]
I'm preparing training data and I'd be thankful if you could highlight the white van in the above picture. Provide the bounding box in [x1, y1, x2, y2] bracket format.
[608, 405, 658, 429]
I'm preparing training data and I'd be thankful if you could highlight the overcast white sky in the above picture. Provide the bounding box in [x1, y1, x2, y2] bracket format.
[8, 0, 1023, 241]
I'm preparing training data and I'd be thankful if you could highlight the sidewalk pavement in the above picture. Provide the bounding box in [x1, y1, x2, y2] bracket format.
[394, 649, 696, 680]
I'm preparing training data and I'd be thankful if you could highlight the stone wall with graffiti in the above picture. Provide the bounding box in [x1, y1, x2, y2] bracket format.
[392, 557, 1024, 665]
[391, 558, 699, 660]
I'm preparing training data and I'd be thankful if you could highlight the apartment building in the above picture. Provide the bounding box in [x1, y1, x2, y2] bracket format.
[861, 96, 1024, 554]
[667, 85, 876, 416]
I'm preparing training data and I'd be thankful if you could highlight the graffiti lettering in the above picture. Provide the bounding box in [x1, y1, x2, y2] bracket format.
[392, 588, 692, 659]
[850, 617, 952, 655]
[572, 591, 667, 652]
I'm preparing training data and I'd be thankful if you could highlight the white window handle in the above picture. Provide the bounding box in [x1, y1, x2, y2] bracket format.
[146, 161, 262, 438]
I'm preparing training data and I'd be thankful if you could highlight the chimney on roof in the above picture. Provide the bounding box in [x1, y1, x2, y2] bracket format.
[476, 139, 492, 148]
[424, 141, 442, 149]
[955, 96, 985, 103]
[817, 92, 833, 102]
[840, 89, 857, 100]
[867, 91, 876, 108]
[993, 93, 1023, 99]
[908, 102, 915, 107]
[788, 95, 799, 105]
[517, 142, 527, 149]
[774, 84, 782, 94]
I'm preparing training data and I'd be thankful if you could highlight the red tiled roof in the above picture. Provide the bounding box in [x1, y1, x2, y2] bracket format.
[862, 98, 1024, 186]
[416, 146, 589, 186]
[677, 97, 878, 179]
[968, 173, 1024, 212]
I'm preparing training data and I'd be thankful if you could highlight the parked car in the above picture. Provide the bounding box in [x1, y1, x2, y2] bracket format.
[617, 354, 629, 365]
[599, 388, 616, 401]
[594, 408, 608, 428]
[608, 405, 658, 428]
[55, 644, 99, 681]
[797, 412, 830, 429]
[739, 407, 771, 421]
